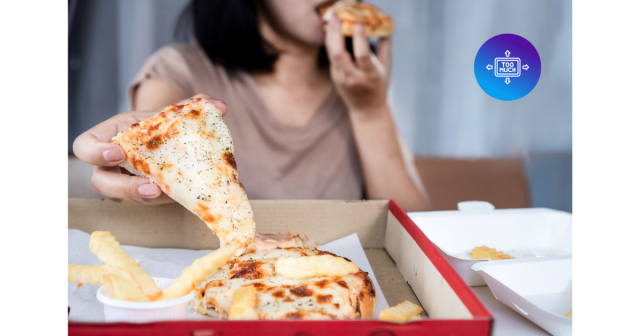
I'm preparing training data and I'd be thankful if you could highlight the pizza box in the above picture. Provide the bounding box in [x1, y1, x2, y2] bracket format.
[68, 198, 493, 335]
[408, 201, 572, 286]
[472, 257, 572, 336]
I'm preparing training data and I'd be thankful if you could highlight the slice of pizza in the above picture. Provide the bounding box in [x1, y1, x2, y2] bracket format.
[318, 0, 394, 37]
[192, 233, 376, 320]
[111, 98, 255, 253]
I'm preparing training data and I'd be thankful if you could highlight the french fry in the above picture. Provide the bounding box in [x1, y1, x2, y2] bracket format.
[228, 286, 258, 320]
[470, 246, 513, 260]
[68, 264, 136, 288]
[378, 300, 423, 323]
[565, 308, 572, 318]
[275, 255, 359, 279]
[89, 231, 161, 300]
[101, 273, 150, 302]
[160, 244, 239, 301]
[68, 265, 103, 287]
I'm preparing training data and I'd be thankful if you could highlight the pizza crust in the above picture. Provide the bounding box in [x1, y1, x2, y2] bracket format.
[319, 1, 394, 37]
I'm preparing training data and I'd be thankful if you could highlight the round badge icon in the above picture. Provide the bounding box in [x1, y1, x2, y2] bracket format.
[474, 34, 541, 101]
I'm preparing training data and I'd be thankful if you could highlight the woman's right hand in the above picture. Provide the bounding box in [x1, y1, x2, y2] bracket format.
[72, 93, 227, 205]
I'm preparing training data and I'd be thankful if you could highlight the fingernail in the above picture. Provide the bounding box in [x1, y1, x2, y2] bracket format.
[138, 184, 161, 197]
[103, 148, 125, 162]
[208, 99, 226, 112]
[354, 21, 364, 33]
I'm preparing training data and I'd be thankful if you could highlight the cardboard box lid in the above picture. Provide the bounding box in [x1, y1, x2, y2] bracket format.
[68, 199, 388, 249]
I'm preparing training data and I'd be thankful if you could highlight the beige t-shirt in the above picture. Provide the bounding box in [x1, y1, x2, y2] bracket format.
[128, 43, 364, 200]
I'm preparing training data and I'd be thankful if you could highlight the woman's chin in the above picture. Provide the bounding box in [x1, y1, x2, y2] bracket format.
[288, 32, 326, 48]
[304, 31, 328, 47]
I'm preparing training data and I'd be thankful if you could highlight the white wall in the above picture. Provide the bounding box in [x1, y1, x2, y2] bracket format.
[369, 0, 572, 157]
[116, 0, 190, 113]
[69, 0, 188, 145]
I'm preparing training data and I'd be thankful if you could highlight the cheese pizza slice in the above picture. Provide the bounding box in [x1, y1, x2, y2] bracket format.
[192, 233, 376, 320]
[318, 0, 394, 37]
[111, 98, 255, 253]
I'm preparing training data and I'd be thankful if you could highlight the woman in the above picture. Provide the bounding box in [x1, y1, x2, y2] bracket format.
[73, 0, 430, 212]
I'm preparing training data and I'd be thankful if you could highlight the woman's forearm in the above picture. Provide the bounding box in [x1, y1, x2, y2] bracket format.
[133, 79, 184, 111]
[348, 104, 430, 212]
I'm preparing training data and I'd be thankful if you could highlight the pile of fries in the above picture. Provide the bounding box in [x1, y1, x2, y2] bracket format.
[68, 231, 238, 302]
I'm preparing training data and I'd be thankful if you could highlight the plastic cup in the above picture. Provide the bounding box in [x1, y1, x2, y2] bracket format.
[96, 277, 195, 323]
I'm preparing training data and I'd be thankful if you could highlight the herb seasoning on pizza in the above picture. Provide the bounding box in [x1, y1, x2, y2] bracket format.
[111, 98, 256, 253]
[192, 233, 376, 320]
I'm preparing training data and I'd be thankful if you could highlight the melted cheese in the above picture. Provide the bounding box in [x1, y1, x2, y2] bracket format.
[319, 1, 395, 37]
[203, 275, 365, 319]
[111, 98, 255, 253]
[192, 238, 376, 320]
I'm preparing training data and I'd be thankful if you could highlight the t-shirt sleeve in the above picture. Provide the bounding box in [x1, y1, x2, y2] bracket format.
[127, 44, 195, 110]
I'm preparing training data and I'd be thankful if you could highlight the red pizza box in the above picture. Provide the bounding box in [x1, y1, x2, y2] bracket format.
[68, 199, 493, 335]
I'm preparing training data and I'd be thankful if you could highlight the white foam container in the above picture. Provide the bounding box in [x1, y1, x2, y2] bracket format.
[96, 277, 196, 323]
[408, 201, 572, 286]
[472, 257, 572, 336]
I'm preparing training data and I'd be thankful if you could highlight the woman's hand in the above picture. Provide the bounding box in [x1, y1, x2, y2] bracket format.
[325, 14, 391, 113]
[72, 94, 227, 205]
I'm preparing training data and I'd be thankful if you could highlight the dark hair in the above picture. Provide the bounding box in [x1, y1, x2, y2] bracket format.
[175, 0, 329, 73]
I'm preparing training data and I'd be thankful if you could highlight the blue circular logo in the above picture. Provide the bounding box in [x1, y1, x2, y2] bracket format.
[474, 34, 541, 101]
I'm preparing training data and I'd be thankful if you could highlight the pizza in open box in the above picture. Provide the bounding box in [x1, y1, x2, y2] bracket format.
[192, 233, 376, 319]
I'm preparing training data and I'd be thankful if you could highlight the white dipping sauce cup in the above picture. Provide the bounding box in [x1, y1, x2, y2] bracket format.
[96, 277, 195, 323]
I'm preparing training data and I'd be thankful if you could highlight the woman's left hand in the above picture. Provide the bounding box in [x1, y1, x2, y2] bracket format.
[325, 14, 391, 113]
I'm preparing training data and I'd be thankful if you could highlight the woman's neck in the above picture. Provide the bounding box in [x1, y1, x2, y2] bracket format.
[254, 16, 328, 88]
[250, 14, 333, 128]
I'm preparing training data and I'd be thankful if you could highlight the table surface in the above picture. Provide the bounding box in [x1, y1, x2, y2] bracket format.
[472, 286, 550, 335]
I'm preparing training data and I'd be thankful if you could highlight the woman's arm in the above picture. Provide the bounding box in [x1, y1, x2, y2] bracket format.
[132, 78, 184, 111]
[397, 133, 432, 205]
[348, 104, 431, 212]
[325, 15, 430, 212]
[349, 104, 431, 212]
